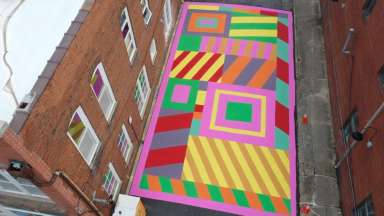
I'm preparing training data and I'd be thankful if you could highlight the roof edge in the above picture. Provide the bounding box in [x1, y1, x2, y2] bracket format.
[9, 0, 96, 133]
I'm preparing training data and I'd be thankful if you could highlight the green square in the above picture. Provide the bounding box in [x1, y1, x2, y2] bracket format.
[163, 78, 199, 112]
[178, 34, 202, 51]
[225, 102, 253, 122]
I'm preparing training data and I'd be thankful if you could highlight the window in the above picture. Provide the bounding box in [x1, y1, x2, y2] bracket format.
[353, 196, 374, 216]
[118, 124, 134, 163]
[134, 66, 151, 118]
[67, 107, 101, 165]
[103, 163, 121, 200]
[3, 206, 55, 216]
[362, 0, 376, 18]
[90, 63, 117, 121]
[342, 111, 359, 144]
[120, 7, 137, 63]
[163, 0, 172, 40]
[0, 170, 49, 199]
[149, 38, 157, 64]
[378, 65, 384, 89]
[140, 0, 152, 25]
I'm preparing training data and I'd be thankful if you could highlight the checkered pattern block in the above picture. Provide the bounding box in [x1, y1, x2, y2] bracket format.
[131, 2, 295, 216]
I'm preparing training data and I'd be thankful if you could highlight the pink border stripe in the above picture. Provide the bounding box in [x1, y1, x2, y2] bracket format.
[130, 2, 296, 216]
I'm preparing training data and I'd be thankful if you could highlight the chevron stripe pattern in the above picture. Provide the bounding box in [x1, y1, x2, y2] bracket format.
[140, 174, 291, 214]
[131, 3, 295, 216]
[181, 136, 290, 198]
[170, 51, 225, 82]
[275, 16, 290, 150]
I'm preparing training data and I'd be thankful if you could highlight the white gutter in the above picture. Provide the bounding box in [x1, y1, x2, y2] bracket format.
[1, 0, 25, 106]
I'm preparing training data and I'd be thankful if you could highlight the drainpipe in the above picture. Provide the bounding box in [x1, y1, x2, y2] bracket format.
[334, 102, 384, 168]
[54, 171, 103, 216]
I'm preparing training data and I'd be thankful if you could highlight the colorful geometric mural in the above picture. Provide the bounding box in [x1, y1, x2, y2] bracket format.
[130, 3, 295, 215]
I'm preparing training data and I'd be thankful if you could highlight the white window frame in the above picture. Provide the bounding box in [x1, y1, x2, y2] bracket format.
[163, 0, 172, 41]
[140, 0, 152, 25]
[149, 38, 157, 64]
[134, 66, 151, 118]
[90, 62, 117, 122]
[120, 7, 137, 63]
[67, 107, 101, 166]
[118, 124, 134, 163]
[102, 163, 122, 201]
[2, 206, 55, 216]
[0, 170, 50, 200]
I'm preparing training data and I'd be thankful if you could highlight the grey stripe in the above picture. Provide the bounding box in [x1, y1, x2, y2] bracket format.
[234, 58, 265, 85]
[144, 164, 183, 179]
[151, 128, 190, 150]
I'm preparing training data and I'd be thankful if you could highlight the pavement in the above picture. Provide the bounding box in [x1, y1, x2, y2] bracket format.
[140, 0, 343, 215]
[294, 0, 342, 215]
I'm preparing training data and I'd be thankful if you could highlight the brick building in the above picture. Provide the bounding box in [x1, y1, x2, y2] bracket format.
[321, 0, 384, 215]
[0, 0, 182, 215]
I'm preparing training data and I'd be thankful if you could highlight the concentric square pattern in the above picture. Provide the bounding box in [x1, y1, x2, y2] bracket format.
[200, 82, 275, 147]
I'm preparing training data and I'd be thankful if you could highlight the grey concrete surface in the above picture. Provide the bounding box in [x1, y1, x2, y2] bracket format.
[294, 0, 342, 215]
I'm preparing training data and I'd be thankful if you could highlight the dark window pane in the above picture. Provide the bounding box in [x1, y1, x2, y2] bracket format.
[362, 0, 376, 17]
[121, 24, 129, 38]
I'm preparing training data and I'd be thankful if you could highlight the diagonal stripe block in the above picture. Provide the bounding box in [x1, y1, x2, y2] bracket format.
[277, 57, 289, 83]
[155, 113, 193, 133]
[278, 22, 289, 43]
[170, 51, 225, 82]
[145, 145, 188, 168]
[275, 102, 289, 134]
[181, 136, 290, 198]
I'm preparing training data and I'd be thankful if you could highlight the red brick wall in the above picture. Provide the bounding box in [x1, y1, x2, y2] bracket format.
[18, 0, 181, 214]
[320, 0, 384, 215]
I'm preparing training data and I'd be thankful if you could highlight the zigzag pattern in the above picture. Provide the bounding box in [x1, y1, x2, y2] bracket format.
[140, 174, 291, 215]
[170, 51, 224, 82]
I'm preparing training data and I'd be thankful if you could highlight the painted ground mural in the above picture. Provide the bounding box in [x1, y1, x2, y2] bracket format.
[130, 2, 295, 215]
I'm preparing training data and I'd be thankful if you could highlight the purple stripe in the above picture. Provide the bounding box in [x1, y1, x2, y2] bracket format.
[212, 37, 221, 53]
[200, 19, 216, 25]
[200, 36, 209, 52]
[251, 41, 259, 58]
[238, 40, 247, 56]
[225, 38, 234, 55]
[264, 43, 273, 59]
